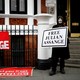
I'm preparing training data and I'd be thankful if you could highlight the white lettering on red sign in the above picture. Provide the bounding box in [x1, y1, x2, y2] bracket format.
[0, 41, 9, 49]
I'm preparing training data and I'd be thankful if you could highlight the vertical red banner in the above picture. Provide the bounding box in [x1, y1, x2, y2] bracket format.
[0, 32, 10, 49]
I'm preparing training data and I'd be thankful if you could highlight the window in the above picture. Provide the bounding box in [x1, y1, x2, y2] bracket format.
[34, 0, 37, 14]
[0, 0, 4, 13]
[10, 0, 27, 14]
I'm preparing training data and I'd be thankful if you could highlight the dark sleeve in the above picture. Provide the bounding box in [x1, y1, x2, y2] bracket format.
[52, 25, 58, 28]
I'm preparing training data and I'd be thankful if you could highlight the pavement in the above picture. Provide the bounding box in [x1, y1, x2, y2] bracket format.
[0, 67, 80, 80]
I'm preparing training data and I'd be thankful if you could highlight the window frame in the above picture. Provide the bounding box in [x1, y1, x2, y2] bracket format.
[10, 0, 27, 14]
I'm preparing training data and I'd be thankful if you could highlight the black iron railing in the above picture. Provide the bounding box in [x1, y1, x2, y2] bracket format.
[0, 25, 38, 68]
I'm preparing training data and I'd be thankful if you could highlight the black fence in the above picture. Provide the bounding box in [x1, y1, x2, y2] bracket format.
[0, 25, 38, 68]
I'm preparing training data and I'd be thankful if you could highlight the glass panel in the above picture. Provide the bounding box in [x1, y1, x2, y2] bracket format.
[11, 0, 17, 11]
[19, 0, 25, 11]
[0, 0, 2, 10]
[34, 0, 37, 14]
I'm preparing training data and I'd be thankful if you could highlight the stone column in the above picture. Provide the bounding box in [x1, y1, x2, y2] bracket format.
[34, 14, 53, 70]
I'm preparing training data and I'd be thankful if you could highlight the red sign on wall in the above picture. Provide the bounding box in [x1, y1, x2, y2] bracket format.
[0, 32, 10, 49]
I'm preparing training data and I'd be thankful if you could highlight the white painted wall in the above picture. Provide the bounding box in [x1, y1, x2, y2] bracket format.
[37, 0, 41, 14]
[27, 0, 34, 26]
[5, 0, 9, 25]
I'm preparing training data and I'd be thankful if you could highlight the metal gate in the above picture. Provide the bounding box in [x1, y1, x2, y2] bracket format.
[11, 35, 25, 67]
[0, 25, 38, 67]
[0, 50, 4, 67]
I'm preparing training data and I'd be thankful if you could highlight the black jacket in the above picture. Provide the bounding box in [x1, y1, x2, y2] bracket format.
[52, 24, 70, 60]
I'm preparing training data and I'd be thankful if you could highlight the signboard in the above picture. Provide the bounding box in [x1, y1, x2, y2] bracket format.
[0, 67, 33, 77]
[42, 27, 68, 47]
[0, 32, 10, 49]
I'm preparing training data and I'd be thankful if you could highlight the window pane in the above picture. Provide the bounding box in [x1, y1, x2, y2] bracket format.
[34, 0, 37, 14]
[19, 0, 25, 11]
[11, 0, 17, 11]
[0, 0, 2, 10]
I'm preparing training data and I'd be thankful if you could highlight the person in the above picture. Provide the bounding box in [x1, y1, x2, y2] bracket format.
[49, 16, 70, 76]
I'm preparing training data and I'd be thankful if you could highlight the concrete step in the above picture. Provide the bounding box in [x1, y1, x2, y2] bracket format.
[65, 38, 80, 68]
[69, 42, 80, 48]
[69, 45, 80, 49]
[70, 54, 80, 59]
[69, 38, 80, 41]
[69, 38, 80, 54]
[65, 59, 80, 64]
[65, 63, 80, 68]
[69, 50, 80, 54]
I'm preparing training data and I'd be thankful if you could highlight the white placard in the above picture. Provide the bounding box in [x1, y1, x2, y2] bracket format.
[42, 27, 68, 47]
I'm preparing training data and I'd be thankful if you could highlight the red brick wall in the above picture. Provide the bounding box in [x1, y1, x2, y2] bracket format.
[9, 18, 27, 25]
[41, 0, 47, 13]
[34, 19, 37, 26]
[4, 36, 11, 67]
[25, 35, 37, 66]
[0, 18, 5, 25]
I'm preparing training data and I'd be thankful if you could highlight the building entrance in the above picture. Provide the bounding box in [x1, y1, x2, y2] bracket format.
[70, 0, 80, 37]
[57, 0, 80, 37]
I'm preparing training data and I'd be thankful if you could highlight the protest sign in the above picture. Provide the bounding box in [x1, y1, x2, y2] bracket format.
[42, 27, 68, 47]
